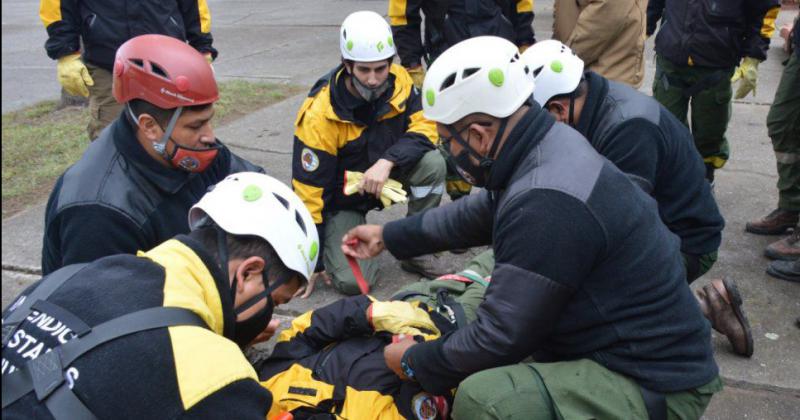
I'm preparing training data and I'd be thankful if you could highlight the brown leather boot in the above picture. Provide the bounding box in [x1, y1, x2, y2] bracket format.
[695, 278, 754, 357]
[764, 228, 800, 260]
[745, 209, 799, 235]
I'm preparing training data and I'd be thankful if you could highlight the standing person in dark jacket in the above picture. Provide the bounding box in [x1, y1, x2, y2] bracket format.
[39, 0, 218, 140]
[389, 0, 535, 88]
[291, 11, 451, 297]
[2, 172, 318, 419]
[520, 40, 752, 357]
[41, 34, 262, 276]
[647, 0, 780, 186]
[343, 36, 721, 419]
[389, 0, 536, 203]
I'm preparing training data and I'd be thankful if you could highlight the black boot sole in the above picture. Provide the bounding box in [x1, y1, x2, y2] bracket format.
[745, 223, 796, 235]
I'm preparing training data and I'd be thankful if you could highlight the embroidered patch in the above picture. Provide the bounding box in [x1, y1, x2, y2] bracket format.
[301, 147, 319, 172]
[412, 392, 438, 420]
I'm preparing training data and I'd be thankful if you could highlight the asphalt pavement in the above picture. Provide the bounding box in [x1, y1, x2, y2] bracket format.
[2, 0, 799, 417]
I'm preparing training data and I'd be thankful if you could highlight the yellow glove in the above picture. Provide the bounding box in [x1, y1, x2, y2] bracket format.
[368, 301, 440, 338]
[731, 57, 760, 99]
[57, 53, 94, 97]
[343, 170, 408, 208]
[407, 66, 425, 89]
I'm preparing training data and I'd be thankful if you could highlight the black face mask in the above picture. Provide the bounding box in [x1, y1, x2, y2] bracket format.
[231, 287, 276, 348]
[215, 228, 287, 349]
[443, 119, 509, 188]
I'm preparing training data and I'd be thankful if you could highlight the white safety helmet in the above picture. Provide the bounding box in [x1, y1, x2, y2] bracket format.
[520, 40, 585, 107]
[422, 36, 533, 125]
[189, 172, 319, 282]
[340, 11, 396, 62]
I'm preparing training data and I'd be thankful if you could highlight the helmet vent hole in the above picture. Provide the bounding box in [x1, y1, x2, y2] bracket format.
[532, 65, 544, 78]
[272, 193, 290, 209]
[440, 72, 457, 91]
[294, 210, 307, 235]
[129, 58, 145, 68]
[150, 63, 169, 79]
[511, 53, 520, 63]
[462, 68, 480, 79]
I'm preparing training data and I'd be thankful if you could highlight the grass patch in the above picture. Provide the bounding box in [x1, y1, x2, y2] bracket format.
[1, 80, 304, 219]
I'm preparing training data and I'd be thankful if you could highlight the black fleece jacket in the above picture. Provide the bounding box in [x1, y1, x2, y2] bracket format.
[383, 105, 717, 394]
[577, 72, 724, 257]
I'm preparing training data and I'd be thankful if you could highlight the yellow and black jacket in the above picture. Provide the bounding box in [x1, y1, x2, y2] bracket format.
[389, 0, 535, 67]
[258, 295, 455, 420]
[2, 236, 272, 419]
[39, 0, 217, 71]
[292, 64, 438, 271]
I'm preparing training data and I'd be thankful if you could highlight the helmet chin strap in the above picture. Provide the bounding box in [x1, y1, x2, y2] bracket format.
[126, 103, 184, 160]
[152, 106, 184, 159]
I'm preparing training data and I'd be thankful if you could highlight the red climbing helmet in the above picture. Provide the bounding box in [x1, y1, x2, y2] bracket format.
[112, 34, 218, 108]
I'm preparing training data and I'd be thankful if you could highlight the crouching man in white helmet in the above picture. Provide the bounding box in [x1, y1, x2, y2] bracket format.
[342, 36, 721, 419]
[291, 10, 452, 297]
[2, 172, 316, 418]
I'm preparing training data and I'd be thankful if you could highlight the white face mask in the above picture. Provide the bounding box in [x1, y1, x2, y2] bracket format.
[350, 70, 390, 102]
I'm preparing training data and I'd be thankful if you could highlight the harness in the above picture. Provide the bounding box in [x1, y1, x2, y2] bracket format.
[1, 264, 209, 419]
[391, 271, 489, 328]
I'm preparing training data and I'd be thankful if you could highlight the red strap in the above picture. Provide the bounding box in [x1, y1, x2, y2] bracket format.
[345, 239, 370, 295]
[435, 274, 473, 283]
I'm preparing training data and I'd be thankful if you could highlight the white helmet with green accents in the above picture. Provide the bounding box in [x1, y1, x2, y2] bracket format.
[188, 172, 319, 282]
[340, 11, 396, 62]
[520, 40, 585, 106]
[421, 36, 533, 125]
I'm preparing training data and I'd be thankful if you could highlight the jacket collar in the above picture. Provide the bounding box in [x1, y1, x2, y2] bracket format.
[112, 115, 195, 195]
[326, 63, 411, 124]
[486, 102, 556, 191]
[137, 235, 236, 340]
[574, 71, 609, 142]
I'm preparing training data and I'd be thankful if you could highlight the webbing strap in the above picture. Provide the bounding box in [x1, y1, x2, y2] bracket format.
[436, 290, 467, 328]
[2, 264, 87, 347]
[344, 239, 370, 295]
[2, 306, 207, 415]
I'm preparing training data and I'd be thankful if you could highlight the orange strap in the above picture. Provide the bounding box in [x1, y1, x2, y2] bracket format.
[345, 239, 370, 294]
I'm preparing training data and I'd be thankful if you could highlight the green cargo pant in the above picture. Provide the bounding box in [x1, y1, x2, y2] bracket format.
[325, 149, 446, 295]
[85, 63, 123, 141]
[391, 249, 495, 323]
[766, 54, 800, 211]
[453, 359, 722, 420]
[653, 54, 735, 169]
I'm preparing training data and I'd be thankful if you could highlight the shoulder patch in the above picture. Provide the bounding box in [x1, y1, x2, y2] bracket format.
[301, 148, 320, 172]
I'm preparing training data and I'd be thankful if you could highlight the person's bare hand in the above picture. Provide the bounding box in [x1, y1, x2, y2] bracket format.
[249, 319, 281, 345]
[384, 334, 417, 379]
[342, 225, 385, 259]
[360, 159, 394, 199]
[294, 271, 331, 298]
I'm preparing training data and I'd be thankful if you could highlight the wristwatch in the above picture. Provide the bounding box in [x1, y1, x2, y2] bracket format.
[400, 351, 416, 380]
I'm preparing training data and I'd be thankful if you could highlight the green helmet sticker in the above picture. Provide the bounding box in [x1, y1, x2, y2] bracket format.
[242, 185, 262, 202]
[377, 41, 384, 52]
[488, 68, 504, 87]
[309, 241, 319, 261]
[550, 60, 564, 73]
[425, 89, 436, 107]
[387, 36, 394, 47]
[346, 40, 354, 51]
